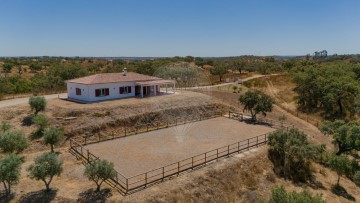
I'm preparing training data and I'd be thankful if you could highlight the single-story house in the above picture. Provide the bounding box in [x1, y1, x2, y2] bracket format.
[66, 68, 175, 102]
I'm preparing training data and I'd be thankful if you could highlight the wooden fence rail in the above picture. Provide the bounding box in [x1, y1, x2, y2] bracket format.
[69, 112, 293, 195]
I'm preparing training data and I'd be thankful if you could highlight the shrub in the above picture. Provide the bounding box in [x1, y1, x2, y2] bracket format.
[268, 185, 325, 203]
[27, 152, 63, 191]
[0, 121, 11, 133]
[354, 171, 360, 187]
[0, 131, 28, 154]
[29, 96, 46, 115]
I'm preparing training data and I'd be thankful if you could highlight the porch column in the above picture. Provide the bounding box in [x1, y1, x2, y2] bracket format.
[166, 84, 168, 93]
[154, 85, 157, 96]
[140, 85, 143, 98]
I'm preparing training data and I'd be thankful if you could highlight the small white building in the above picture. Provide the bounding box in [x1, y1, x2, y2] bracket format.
[66, 69, 175, 102]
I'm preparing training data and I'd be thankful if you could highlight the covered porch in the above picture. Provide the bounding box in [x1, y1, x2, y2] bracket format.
[135, 80, 175, 98]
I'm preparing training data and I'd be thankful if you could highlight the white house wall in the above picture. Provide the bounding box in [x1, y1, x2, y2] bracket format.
[67, 83, 90, 101]
[86, 82, 135, 102]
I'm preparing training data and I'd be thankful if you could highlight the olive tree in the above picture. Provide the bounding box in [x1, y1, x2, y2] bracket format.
[32, 114, 49, 138]
[0, 131, 28, 154]
[0, 154, 24, 195]
[84, 159, 116, 191]
[29, 96, 47, 115]
[239, 91, 273, 120]
[27, 152, 63, 191]
[44, 128, 64, 152]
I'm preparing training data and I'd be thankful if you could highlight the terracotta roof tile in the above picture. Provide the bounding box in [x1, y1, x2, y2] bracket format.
[66, 72, 163, 84]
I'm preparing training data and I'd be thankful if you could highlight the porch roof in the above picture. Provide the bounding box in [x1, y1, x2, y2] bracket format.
[135, 80, 175, 86]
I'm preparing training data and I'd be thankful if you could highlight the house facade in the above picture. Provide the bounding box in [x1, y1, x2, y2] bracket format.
[66, 69, 175, 102]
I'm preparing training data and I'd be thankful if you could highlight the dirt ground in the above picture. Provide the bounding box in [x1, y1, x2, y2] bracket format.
[85, 117, 275, 177]
[0, 76, 358, 202]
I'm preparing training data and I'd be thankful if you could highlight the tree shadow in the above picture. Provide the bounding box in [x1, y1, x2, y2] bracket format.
[22, 115, 33, 126]
[19, 189, 57, 203]
[331, 184, 356, 201]
[78, 188, 112, 203]
[0, 192, 14, 203]
[308, 176, 326, 190]
[29, 129, 43, 140]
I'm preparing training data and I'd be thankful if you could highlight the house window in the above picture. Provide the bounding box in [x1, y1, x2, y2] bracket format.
[76, 88, 81, 96]
[120, 86, 132, 94]
[95, 88, 109, 97]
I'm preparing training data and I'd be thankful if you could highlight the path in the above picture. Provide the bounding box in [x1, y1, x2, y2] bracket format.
[0, 93, 67, 109]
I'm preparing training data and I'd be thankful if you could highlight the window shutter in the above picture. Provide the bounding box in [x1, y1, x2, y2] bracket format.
[105, 88, 109, 96]
[95, 89, 100, 97]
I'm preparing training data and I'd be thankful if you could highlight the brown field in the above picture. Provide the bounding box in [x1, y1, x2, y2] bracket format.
[0, 75, 359, 202]
[85, 117, 275, 177]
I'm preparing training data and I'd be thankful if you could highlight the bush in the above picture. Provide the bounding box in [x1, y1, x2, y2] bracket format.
[354, 171, 360, 187]
[268, 185, 325, 203]
[0, 131, 28, 154]
[0, 121, 11, 133]
[84, 159, 116, 191]
[29, 96, 46, 115]
[27, 152, 63, 191]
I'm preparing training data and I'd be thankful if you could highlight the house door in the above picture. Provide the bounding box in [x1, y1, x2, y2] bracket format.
[135, 86, 141, 96]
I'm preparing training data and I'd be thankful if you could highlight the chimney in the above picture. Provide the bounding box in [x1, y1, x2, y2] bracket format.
[123, 68, 128, 76]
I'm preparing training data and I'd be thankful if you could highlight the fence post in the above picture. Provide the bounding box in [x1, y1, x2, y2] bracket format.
[227, 145, 230, 157]
[248, 139, 250, 150]
[238, 142, 240, 153]
[145, 173, 147, 187]
[177, 162, 180, 175]
[162, 167, 165, 181]
[256, 136, 259, 147]
[192, 157, 194, 169]
[126, 178, 128, 191]
[205, 153, 207, 163]
[125, 127, 127, 136]
[264, 134, 267, 143]
[87, 149, 90, 161]
[216, 149, 219, 161]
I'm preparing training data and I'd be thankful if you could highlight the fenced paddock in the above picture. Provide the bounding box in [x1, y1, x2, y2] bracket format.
[70, 115, 285, 194]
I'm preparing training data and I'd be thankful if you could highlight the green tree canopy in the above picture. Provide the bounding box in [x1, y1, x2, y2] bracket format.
[326, 154, 352, 186]
[210, 65, 228, 82]
[27, 152, 63, 191]
[0, 131, 28, 154]
[29, 96, 47, 115]
[43, 128, 64, 153]
[239, 91, 273, 120]
[84, 159, 117, 191]
[321, 120, 360, 155]
[268, 128, 316, 182]
[293, 63, 360, 117]
[0, 153, 24, 195]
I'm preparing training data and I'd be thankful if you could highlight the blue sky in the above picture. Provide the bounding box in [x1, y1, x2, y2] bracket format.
[0, 0, 359, 57]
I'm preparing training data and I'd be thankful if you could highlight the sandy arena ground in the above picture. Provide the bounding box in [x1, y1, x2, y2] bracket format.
[84, 117, 275, 177]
